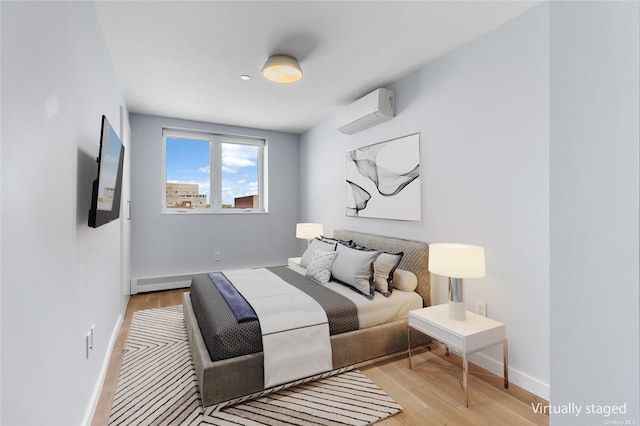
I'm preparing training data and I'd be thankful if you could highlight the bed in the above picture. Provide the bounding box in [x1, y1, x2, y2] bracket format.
[182, 229, 431, 407]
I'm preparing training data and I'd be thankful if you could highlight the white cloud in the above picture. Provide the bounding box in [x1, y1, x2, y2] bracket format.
[220, 179, 259, 205]
[168, 179, 209, 188]
[222, 144, 257, 173]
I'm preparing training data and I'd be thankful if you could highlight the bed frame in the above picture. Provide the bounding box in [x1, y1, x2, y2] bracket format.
[183, 229, 431, 407]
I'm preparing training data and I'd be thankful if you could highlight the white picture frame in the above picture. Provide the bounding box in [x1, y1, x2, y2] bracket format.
[346, 133, 421, 221]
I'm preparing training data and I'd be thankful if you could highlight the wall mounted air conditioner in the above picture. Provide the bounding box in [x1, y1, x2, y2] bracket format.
[336, 88, 395, 134]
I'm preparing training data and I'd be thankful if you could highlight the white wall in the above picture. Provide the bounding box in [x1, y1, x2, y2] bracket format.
[301, 4, 551, 397]
[1, 2, 127, 425]
[549, 1, 639, 424]
[129, 114, 301, 282]
[0, 3, 3, 421]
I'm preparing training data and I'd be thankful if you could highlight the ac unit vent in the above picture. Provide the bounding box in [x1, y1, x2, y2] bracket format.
[336, 88, 394, 134]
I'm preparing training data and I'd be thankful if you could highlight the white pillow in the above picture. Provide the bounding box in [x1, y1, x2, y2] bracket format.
[373, 252, 403, 296]
[331, 243, 379, 299]
[300, 238, 336, 268]
[305, 249, 337, 284]
[392, 269, 418, 292]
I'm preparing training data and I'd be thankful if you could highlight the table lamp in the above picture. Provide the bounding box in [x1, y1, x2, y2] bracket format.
[296, 223, 323, 247]
[428, 243, 486, 320]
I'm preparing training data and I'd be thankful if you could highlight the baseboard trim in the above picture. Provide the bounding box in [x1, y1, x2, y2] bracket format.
[469, 351, 550, 401]
[82, 313, 123, 426]
[430, 341, 549, 400]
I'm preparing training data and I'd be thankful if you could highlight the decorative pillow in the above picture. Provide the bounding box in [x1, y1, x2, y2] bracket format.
[320, 235, 353, 247]
[305, 249, 337, 284]
[392, 269, 418, 292]
[348, 242, 374, 251]
[373, 252, 404, 296]
[331, 243, 380, 299]
[300, 238, 336, 268]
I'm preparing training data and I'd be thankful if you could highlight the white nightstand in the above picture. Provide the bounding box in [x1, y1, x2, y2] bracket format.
[408, 304, 508, 407]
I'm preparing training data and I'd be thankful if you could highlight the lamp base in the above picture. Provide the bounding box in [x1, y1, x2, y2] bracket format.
[448, 301, 466, 321]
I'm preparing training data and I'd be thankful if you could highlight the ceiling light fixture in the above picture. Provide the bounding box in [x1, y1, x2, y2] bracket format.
[261, 54, 303, 83]
[240, 74, 251, 81]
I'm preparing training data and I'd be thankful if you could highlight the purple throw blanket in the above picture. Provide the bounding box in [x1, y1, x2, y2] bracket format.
[208, 272, 258, 323]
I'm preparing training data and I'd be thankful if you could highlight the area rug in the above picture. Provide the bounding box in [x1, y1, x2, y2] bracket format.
[108, 305, 403, 425]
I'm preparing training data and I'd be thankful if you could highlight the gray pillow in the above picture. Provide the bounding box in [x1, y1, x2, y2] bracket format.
[305, 249, 337, 284]
[331, 243, 380, 299]
[320, 236, 353, 247]
[373, 252, 404, 296]
[300, 238, 336, 268]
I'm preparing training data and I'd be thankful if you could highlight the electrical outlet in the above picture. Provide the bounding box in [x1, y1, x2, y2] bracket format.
[476, 300, 487, 317]
[214, 251, 221, 261]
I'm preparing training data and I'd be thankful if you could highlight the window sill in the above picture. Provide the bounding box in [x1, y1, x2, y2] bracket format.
[162, 208, 267, 215]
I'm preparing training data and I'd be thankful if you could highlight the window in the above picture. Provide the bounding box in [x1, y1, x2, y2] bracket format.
[162, 129, 266, 213]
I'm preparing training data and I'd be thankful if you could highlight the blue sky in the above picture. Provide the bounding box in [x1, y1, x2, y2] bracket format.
[166, 138, 258, 205]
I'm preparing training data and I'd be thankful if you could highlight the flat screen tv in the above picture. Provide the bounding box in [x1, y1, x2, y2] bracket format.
[88, 115, 125, 228]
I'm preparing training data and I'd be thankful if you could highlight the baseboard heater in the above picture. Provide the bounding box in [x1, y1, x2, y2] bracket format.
[130, 274, 192, 294]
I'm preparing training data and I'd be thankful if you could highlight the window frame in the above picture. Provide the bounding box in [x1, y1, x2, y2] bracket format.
[161, 128, 267, 214]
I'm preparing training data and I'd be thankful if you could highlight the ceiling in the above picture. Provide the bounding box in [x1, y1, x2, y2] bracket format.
[96, 1, 541, 134]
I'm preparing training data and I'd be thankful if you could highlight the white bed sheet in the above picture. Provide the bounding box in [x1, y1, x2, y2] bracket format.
[288, 263, 423, 329]
[223, 268, 332, 387]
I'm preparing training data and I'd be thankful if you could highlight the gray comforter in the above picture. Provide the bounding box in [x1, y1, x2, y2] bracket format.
[190, 266, 359, 362]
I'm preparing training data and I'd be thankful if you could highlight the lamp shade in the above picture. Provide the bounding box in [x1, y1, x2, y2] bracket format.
[262, 54, 303, 83]
[296, 223, 323, 240]
[428, 243, 486, 278]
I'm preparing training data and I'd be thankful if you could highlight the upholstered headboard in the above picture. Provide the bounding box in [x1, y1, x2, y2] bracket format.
[333, 229, 430, 307]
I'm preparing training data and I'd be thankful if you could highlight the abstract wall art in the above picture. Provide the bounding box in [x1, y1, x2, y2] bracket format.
[346, 133, 421, 221]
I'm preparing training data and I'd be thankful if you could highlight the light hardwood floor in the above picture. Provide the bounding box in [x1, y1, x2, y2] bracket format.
[91, 288, 191, 426]
[92, 288, 548, 425]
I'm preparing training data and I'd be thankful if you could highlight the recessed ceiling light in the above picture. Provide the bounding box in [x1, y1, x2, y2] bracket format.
[261, 54, 302, 83]
[240, 75, 251, 81]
